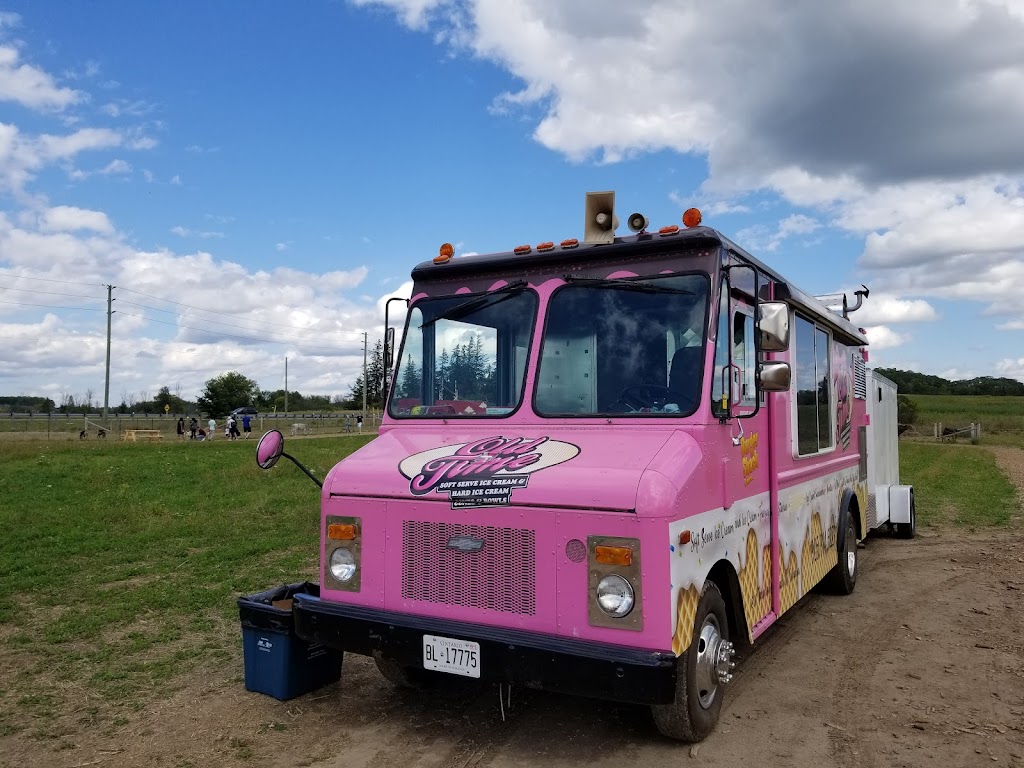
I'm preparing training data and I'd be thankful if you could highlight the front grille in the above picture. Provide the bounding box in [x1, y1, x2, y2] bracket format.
[401, 521, 536, 615]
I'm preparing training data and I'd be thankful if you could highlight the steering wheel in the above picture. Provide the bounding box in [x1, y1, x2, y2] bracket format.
[617, 385, 672, 412]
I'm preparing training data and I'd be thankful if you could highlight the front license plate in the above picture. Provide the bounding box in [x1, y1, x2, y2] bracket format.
[422, 634, 481, 678]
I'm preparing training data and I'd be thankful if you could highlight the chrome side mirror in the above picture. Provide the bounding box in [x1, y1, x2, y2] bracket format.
[759, 302, 790, 352]
[759, 361, 791, 392]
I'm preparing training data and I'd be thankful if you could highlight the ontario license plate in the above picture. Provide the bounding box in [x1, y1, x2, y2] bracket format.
[422, 634, 481, 678]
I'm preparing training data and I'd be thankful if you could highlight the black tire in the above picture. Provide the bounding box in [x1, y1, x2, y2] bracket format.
[651, 582, 730, 742]
[373, 653, 434, 689]
[824, 514, 858, 594]
[896, 490, 916, 539]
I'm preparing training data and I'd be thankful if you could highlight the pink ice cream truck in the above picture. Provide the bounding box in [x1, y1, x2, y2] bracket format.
[256, 193, 914, 741]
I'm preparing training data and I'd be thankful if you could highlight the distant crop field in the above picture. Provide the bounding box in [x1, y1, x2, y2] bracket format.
[907, 394, 1024, 434]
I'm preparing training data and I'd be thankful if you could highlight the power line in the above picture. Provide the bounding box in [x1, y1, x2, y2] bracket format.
[0, 271, 106, 288]
[0, 298, 105, 311]
[116, 298, 367, 341]
[0, 283, 106, 301]
[115, 310, 362, 352]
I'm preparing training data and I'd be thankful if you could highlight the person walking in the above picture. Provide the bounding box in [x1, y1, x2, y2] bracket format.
[207, 417, 216, 440]
[242, 414, 252, 438]
[189, 417, 198, 440]
[357, 414, 363, 433]
[176, 417, 185, 441]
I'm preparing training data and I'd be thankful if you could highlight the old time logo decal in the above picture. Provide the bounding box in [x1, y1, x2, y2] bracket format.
[398, 436, 580, 509]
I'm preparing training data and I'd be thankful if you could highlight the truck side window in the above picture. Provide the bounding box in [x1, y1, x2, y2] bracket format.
[733, 309, 756, 410]
[795, 314, 833, 455]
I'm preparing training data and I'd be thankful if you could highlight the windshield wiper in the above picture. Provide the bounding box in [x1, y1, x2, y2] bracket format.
[420, 280, 529, 328]
[561, 275, 693, 295]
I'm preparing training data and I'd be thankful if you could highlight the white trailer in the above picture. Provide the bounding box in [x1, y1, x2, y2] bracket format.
[864, 369, 915, 537]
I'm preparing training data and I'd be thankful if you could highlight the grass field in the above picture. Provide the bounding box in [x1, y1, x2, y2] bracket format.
[0, 435, 373, 742]
[907, 394, 1024, 435]
[0, 436, 1019, 745]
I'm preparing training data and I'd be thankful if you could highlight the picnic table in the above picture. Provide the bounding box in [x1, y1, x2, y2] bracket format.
[121, 429, 163, 442]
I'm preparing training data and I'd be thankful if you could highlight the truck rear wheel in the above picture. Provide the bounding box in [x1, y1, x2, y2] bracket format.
[651, 582, 734, 742]
[824, 515, 858, 594]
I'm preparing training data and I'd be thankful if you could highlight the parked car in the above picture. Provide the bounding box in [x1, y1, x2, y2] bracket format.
[231, 407, 258, 416]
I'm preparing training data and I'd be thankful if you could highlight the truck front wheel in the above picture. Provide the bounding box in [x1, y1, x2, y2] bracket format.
[373, 653, 434, 689]
[651, 582, 735, 742]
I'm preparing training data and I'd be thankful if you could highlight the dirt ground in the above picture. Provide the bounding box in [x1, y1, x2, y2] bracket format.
[4, 452, 1023, 768]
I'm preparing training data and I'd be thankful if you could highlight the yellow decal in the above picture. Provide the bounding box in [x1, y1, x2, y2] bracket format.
[741, 431, 760, 485]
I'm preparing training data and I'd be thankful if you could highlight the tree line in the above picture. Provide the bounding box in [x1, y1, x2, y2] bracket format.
[395, 335, 495, 403]
[2, 340, 389, 416]
[874, 369, 1024, 396]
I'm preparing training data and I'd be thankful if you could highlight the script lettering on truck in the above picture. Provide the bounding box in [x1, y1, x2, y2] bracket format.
[398, 436, 580, 509]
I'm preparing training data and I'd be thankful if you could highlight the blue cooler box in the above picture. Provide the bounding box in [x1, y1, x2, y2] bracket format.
[238, 582, 342, 700]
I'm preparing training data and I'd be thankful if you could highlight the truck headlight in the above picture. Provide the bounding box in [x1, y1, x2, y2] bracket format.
[596, 574, 634, 617]
[329, 547, 357, 582]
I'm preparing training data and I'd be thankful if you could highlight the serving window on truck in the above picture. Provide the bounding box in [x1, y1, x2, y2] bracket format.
[794, 313, 834, 456]
[534, 273, 710, 416]
[389, 285, 537, 418]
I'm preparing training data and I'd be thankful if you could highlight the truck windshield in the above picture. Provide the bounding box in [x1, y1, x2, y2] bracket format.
[535, 274, 710, 416]
[389, 285, 538, 418]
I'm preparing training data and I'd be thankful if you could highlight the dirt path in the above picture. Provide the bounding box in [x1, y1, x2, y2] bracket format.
[3, 525, 1020, 768]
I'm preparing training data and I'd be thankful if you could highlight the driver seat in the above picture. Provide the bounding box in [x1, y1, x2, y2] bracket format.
[667, 346, 702, 410]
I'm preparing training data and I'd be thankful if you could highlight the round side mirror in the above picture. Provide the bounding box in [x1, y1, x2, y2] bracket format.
[256, 430, 285, 470]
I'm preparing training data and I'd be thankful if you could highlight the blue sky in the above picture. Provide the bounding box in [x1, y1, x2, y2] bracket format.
[1, 1, 1023, 405]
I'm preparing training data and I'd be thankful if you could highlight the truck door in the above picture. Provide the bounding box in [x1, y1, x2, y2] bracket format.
[711, 271, 773, 628]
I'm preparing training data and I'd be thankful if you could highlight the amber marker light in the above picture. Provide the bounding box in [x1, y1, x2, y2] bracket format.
[434, 242, 455, 264]
[514, 244, 532, 255]
[682, 207, 703, 228]
[658, 225, 680, 236]
[560, 238, 579, 249]
[595, 545, 633, 566]
[327, 523, 359, 540]
[537, 241, 555, 252]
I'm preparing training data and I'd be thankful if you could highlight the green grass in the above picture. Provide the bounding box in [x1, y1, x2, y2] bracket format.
[908, 394, 1024, 434]
[0, 435, 373, 736]
[899, 443, 1019, 527]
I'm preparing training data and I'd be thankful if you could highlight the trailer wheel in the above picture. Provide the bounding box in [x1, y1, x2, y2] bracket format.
[896, 489, 916, 539]
[824, 515, 858, 594]
[651, 582, 734, 742]
[373, 653, 434, 689]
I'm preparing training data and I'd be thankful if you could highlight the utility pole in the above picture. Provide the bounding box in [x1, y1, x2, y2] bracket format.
[362, 331, 368, 421]
[102, 284, 115, 424]
[284, 357, 288, 415]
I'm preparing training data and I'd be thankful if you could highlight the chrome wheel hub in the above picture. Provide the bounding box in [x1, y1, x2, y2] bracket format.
[847, 528, 856, 577]
[694, 616, 736, 709]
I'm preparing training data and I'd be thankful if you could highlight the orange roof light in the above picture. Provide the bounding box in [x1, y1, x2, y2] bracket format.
[514, 244, 532, 255]
[536, 241, 555, 252]
[434, 242, 455, 264]
[327, 523, 359, 540]
[658, 225, 680, 236]
[595, 545, 633, 566]
[560, 238, 579, 249]
[682, 208, 702, 228]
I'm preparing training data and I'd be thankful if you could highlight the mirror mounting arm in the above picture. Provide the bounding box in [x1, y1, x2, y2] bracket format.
[283, 452, 323, 488]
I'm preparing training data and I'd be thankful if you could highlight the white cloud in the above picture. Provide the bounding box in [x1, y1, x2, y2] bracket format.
[275, 242, 288, 252]
[99, 158, 131, 175]
[736, 213, 821, 252]
[863, 325, 910, 350]
[0, 45, 83, 111]
[995, 358, 1024, 379]
[170, 174, 181, 185]
[38, 205, 113, 234]
[844, 294, 938, 326]
[170, 226, 224, 239]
